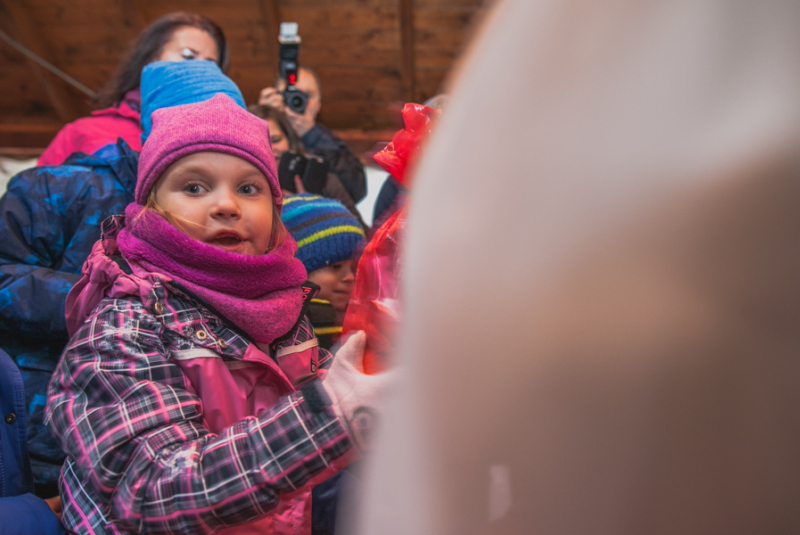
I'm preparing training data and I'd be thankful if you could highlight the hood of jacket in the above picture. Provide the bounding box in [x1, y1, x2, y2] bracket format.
[61, 138, 139, 193]
[65, 214, 163, 338]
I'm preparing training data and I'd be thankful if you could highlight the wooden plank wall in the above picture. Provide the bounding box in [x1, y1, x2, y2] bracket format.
[0, 0, 488, 150]
[0, 0, 489, 152]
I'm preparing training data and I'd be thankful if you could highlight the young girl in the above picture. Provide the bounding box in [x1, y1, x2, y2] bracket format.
[45, 94, 384, 535]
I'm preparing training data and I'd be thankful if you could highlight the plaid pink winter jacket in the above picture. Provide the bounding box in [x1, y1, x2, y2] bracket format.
[45, 216, 354, 534]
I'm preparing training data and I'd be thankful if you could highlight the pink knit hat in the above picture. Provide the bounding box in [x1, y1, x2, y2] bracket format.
[136, 94, 282, 208]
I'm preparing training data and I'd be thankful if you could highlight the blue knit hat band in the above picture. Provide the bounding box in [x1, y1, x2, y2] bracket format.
[140, 61, 246, 143]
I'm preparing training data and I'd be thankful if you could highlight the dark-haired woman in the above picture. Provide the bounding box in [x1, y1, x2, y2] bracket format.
[38, 12, 227, 166]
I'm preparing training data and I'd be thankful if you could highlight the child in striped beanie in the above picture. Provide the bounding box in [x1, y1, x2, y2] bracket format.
[281, 193, 366, 348]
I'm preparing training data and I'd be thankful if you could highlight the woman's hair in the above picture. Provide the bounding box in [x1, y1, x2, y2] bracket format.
[142, 188, 287, 253]
[93, 12, 229, 109]
[247, 104, 305, 155]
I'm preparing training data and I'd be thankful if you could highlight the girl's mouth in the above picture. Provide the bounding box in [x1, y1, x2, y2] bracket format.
[211, 235, 242, 246]
[208, 231, 247, 251]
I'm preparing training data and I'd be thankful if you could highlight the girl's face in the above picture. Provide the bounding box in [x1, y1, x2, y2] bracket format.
[157, 26, 219, 64]
[266, 118, 290, 164]
[154, 151, 274, 255]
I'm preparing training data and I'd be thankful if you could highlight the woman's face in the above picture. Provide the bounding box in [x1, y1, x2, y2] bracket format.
[157, 26, 219, 64]
[266, 118, 290, 164]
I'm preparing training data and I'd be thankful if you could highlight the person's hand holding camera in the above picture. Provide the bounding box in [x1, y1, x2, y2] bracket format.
[258, 86, 284, 109]
[258, 85, 316, 137]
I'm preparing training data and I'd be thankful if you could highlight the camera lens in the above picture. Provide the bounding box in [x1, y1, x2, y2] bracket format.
[283, 89, 307, 114]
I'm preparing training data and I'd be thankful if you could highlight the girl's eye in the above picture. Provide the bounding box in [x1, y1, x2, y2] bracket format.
[270, 136, 283, 145]
[239, 184, 259, 194]
[185, 183, 203, 194]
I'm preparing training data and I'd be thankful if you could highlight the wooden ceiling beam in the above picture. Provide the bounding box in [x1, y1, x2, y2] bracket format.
[0, 0, 82, 123]
[399, 0, 416, 103]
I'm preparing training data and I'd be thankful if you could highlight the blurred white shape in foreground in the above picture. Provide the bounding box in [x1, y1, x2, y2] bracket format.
[355, 0, 800, 533]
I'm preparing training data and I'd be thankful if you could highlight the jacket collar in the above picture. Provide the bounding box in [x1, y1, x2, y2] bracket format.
[147, 280, 255, 360]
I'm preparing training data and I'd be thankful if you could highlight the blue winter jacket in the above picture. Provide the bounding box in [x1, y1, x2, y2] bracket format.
[0, 140, 138, 486]
[0, 348, 65, 533]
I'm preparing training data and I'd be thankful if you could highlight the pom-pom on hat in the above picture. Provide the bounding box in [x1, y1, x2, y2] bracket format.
[135, 93, 281, 208]
[281, 194, 365, 273]
[140, 60, 246, 142]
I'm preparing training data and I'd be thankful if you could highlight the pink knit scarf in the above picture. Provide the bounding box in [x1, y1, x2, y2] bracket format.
[117, 203, 307, 344]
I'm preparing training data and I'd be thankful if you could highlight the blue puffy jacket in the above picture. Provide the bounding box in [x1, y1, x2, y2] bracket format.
[0, 348, 64, 533]
[0, 140, 138, 487]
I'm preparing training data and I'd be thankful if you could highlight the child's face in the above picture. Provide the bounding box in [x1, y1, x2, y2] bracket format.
[307, 260, 357, 315]
[154, 151, 274, 255]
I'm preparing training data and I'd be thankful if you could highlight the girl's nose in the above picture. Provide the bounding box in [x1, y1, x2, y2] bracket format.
[212, 190, 241, 219]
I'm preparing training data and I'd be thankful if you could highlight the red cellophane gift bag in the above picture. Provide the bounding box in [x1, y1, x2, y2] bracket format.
[342, 103, 440, 373]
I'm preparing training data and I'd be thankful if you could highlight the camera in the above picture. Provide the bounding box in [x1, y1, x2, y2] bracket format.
[278, 23, 308, 115]
[278, 152, 329, 194]
[282, 87, 307, 114]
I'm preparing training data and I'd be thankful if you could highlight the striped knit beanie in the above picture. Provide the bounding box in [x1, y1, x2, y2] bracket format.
[281, 194, 365, 273]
